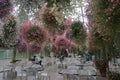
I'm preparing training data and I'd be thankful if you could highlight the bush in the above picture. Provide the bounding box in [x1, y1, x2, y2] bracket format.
[107, 71, 120, 80]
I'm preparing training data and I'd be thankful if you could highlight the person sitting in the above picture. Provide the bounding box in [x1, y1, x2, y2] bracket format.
[59, 55, 64, 63]
[31, 56, 42, 66]
[31, 56, 36, 62]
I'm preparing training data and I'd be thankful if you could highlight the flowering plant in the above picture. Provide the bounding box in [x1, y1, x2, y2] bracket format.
[107, 71, 120, 80]
[54, 35, 71, 51]
[86, 0, 120, 69]
[94, 59, 109, 70]
[20, 21, 48, 44]
[26, 25, 46, 44]
[71, 21, 86, 43]
[37, 3, 64, 32]
[41, 7, 58, 27]
[45, 0, 70, 8]
[16, 37, 27, 53]
[63, 19, 72, 29]
[94, 59, 109, 77]
[20, 21, 33, 40]
[0, 0, 12, 18]
[28, 41, 42, 53]
[2, 16, 17, 47]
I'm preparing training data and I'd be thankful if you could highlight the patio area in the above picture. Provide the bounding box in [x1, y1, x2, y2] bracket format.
[0, 0, 120, 80]
[0, 57, 109, 80]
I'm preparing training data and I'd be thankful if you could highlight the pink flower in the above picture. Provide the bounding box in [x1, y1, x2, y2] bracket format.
[54, 35, 71, 51]
[20, 21, 33, 40]
[28, 41, 42, 53]
[64, 19, 72, 26]
[16, 37, 27, 53]
[70, 42, 78, 49]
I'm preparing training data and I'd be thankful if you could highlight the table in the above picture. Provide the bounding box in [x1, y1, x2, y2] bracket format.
[59, 68, 95, 80]
[3, 61, 21, 79]
[75, 62, 93, 69]
[59, 69, 78, 80]
[22, 64, 44, 80]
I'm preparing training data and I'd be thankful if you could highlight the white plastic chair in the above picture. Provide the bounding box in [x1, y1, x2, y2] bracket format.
[2, 65, 11, 79]
[39, 71, 50, 80]
[67, 66, 79, 70]
[78, 70, 89, 80]
[38, 66, 51, 80]
[16, 66, 27, 80]
[37, 58, 51, 80]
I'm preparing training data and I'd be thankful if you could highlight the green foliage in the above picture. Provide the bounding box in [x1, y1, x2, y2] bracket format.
[42, 8, 59, 28]
[45, 0, 71, 8]
[94, 59, 109, 70]
[3, 18, 16, 39]
[0, 36, 5, 48]
[3, 16, 17, 48]
[88, 0, 120, 60]
[107, 71, 120, 80]
[71, 21, 86, 43]
[13, 0, 42, 24]
[13, 0, 41, 13]
[0, 0, 12, 18]
[27, 25, 38, 34]
[26, 25, 46, 44]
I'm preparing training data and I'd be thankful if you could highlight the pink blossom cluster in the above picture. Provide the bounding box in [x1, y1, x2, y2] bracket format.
[20, 21, 33, 40]
[28, 41, 42, 53]
[16, 36, 27, 53]
[53, 34, 78, 52]
[54, 35, 71, 50]
[20, 21, 50, 53]
[63, 19, 72, 29]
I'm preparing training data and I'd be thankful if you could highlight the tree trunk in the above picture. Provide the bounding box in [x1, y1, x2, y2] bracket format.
[12, 46, 17, 63]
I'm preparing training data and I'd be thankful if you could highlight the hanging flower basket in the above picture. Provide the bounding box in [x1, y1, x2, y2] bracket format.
[26, 25, 45, 43]
[21, 23, 48, 45]
[54, 36, 71, 51]
[37, 4, 64, 34]
[20, 21, 33, 40]
[28, 41, 42, 53]
[71, 21, 86, 44]
[42, 7, 58, 27]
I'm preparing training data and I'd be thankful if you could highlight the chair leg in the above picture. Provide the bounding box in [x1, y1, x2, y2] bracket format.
[3, 71, 6, 79]
[48, 76, 50, 80]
